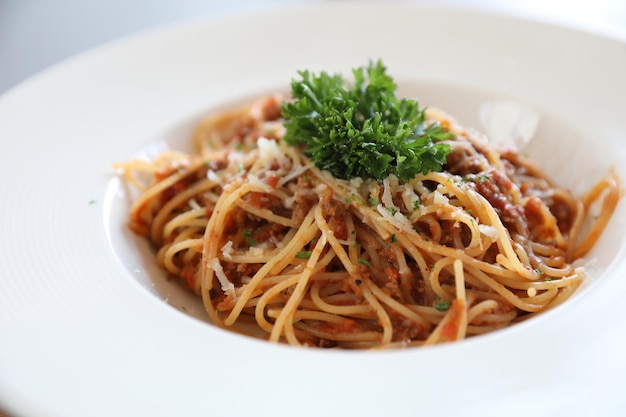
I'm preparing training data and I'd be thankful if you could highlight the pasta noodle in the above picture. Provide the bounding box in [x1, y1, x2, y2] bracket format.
[116, 94, 622, 349]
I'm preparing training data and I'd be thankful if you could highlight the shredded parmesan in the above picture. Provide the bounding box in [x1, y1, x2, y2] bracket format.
[401, 186, 420, 213]
[206, 169, 220, 182]
[377, 205, 413, 233]
[278, 161, 313, 187]
[433, 190, 449, 205]
[381, 177, 395, 208]
[478, 224, 499, 240]
[207, 258, 235, 295]
[257, 137, 289, 169]
[220, 241, 234, 260]
[247, 173, 274, 192]
[248, 247, 264, 257]
[349, 177, 363, 189]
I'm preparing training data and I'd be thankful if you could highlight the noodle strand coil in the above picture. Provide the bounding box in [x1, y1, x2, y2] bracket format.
[116, 95, 622, 349]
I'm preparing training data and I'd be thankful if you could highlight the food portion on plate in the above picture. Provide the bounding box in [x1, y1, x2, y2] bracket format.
[115, 61, 621, 349]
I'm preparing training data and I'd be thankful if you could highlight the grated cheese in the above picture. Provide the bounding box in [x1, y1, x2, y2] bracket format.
[433, 190, 449, 205]
[206, 169, 220, 182]
[257, 137, 289, 169]
[247, 173, 274, 192]
[478, 224, 499, 240]
[248, 247, 264, 257]
[207, 258, 235, 295]
[220, 240, 234, 260]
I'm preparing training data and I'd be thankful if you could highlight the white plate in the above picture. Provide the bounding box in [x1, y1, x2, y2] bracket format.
[1, 3, 626, 417]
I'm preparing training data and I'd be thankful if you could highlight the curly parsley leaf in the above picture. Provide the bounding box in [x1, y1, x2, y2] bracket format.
[281, 60, 452, 181]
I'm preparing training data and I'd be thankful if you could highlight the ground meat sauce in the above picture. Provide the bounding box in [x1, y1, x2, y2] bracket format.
[472, 170, 529, 236]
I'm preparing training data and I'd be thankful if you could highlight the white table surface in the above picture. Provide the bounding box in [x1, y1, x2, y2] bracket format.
[1, 0, 625, 95]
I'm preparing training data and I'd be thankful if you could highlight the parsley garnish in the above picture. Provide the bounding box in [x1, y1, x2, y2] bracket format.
[368, 197, 380, 206]
[358, 258, 371, 267]
[281, 60, 452, 181]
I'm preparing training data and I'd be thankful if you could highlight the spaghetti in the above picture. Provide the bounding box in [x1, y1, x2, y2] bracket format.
[116, 94, 622, 348]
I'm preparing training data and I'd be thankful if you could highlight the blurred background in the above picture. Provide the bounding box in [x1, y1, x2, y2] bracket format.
[1, 0, 626, 95]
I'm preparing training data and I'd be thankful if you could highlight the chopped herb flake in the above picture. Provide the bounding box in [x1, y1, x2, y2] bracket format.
[243, 229, 256, 247]
[358, 258, 371, 267]
[434, 299, 451, 311]
[296, 251, 312, 259]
